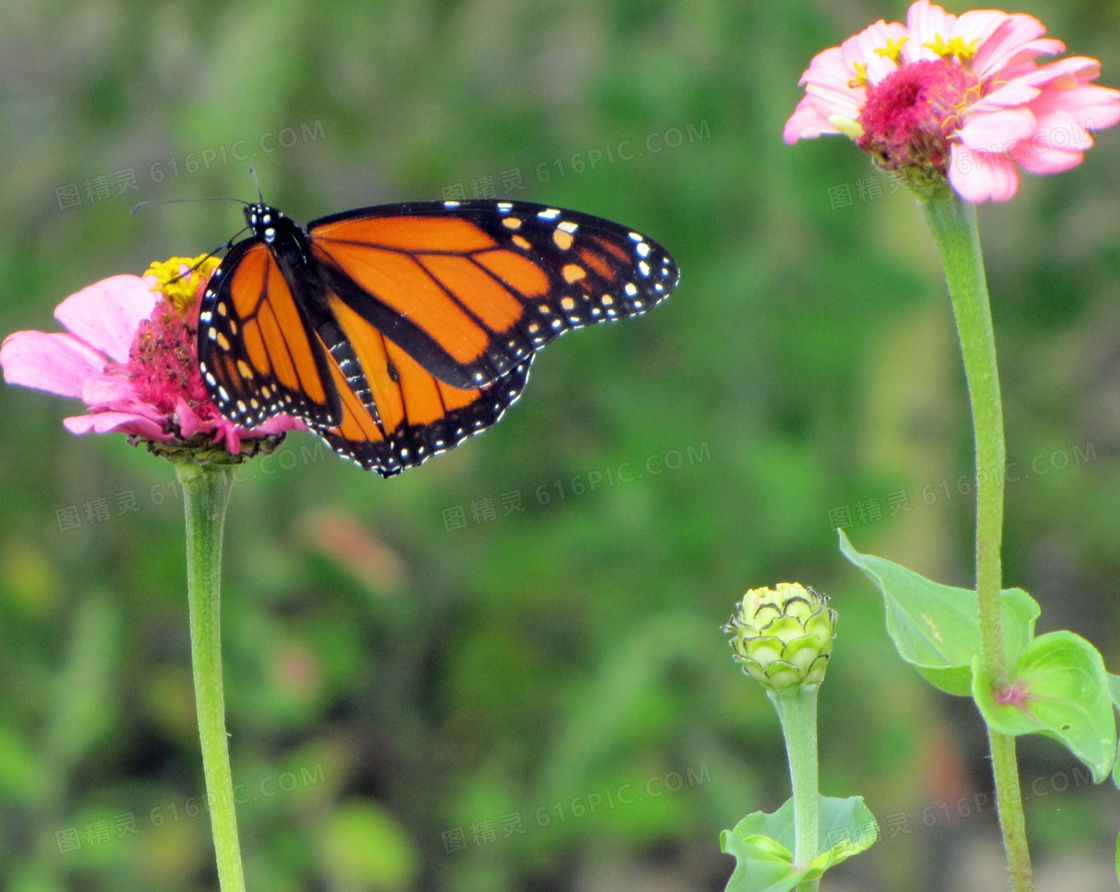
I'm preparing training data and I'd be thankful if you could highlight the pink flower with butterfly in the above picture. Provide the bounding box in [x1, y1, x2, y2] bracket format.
[0, 258, 304, 459]
[783, 0, 1120, 202]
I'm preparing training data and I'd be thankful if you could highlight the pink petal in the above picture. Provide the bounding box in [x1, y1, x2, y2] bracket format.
[1035, 83, 1120, 131]
[1027, 72, 1120, 134]
[953, 10, 1021, 55]
[784, 95, 840, 142]
[219, 423, 243, 454]
[0, 330, 109, 398]
[54, 275, 157, 363]
[175, 399, 204, 439]
[794, 44, 866, 113]
[957, 107, 1038, 151]
[81, 373, 140, 408]
[63, 410, 173, 440]
[972, 78, 1042, 110]
[784, 91, 851, 141]
[966, 13, 1050, 76]
[797, 45, 843, 87]
[1014, 143, 1084, 175]
[949, 147, 1021, 202]
[983, 38, 1065, 78]
[1020, 55, 1102, 91]
[847, 20, 909, 84]
[906, 1, 959, 61]
[255, 414, 307, 434]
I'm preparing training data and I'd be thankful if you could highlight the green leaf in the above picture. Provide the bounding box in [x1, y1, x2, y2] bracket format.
[973, 631, 1116, 783]
[838, 530, 1039, 695]
[1108, 673, 1120, 711]
[1108, 674, 1120, 789]
[721, 796, 878, 892]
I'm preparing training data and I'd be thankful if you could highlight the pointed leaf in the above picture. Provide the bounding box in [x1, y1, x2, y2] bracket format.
[721, 796, 878, 891]
[973, 631, 1116, 782]
[1108, 673, 1120, 711]
[839, 531, 1039, 695]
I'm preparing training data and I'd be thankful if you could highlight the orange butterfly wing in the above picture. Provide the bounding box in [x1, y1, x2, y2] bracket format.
[318, 293, 531, 472]
[199, 235, 532, 475]
[198, 200, 677, 476]
[199, 240, 339, 430]
[306, 201, 678, 388]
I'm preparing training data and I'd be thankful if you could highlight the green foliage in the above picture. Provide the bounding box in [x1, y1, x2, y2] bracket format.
[720, 796, 877, 892]
[973, 633, 1115, 783]
[842, 532, 1117, 782]
[839, 530, 1039, 696]
[2, 0, 1120, 889]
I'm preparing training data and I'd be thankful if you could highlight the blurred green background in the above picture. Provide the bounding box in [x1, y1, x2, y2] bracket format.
[3, 1, 1120, 889]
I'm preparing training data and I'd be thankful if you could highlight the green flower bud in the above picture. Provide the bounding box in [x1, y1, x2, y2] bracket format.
[723, 583, 837, 692]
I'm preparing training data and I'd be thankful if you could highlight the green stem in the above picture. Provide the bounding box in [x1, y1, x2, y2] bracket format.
[176, 461, 246, 892]
[918, 192, 1032, 891]
[771, 688, 820, 890]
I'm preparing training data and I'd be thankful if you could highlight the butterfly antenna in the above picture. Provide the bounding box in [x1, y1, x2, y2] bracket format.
[131, 196, 249, 215]
[249, 167, 264, 203]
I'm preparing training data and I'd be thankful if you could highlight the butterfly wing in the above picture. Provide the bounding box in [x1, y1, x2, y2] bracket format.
[198, 229, 533, 475]
[198, 199, 678, 476]
[198, 238, 341, 429]
[305, 200, 679, 389]
[314, 287, 533, 474]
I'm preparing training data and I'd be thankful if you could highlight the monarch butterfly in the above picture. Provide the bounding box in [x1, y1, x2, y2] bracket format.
[197, 198, 679, 476]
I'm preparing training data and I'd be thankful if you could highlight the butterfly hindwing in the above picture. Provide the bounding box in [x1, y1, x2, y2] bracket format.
[315, 288, 533, 473]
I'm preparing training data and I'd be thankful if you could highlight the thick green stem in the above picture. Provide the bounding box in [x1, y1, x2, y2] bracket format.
[918, 193, 1031, 891]
[176, 462, 245, 892]
[771, 688, 820, 890]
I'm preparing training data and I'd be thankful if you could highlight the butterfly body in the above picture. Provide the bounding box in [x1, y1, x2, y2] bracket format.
[198, 199, 678, 476]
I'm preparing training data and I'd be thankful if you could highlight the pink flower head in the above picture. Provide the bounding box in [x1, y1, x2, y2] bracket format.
[0, 257, 304, 460]
[783, 0, 1120, 202]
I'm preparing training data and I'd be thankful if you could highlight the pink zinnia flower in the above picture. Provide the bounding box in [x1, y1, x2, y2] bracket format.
[0, 258, 304, 459]
[783, 0, 1120, 202]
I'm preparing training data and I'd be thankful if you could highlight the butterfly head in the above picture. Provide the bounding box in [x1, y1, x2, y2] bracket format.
[244, 201, 290, 246]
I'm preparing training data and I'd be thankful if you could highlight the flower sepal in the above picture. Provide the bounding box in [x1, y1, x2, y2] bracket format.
[136, 430, 288, 466]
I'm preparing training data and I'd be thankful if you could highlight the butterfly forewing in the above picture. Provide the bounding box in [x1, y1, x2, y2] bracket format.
[198, 240, 340, 429]
[307, 200, 679, 389]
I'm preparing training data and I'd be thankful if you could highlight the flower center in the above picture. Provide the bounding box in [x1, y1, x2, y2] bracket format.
[128, 293, 210, 413]
[857, 58, 976, 183]
[128, 256, 219, 414]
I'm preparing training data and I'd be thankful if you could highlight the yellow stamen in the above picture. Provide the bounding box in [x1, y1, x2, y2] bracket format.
[874, 36, 909, 64]
[924, 34, 979, 62]
[848, 60, 869, 88]
[145, 254, 221, 311]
